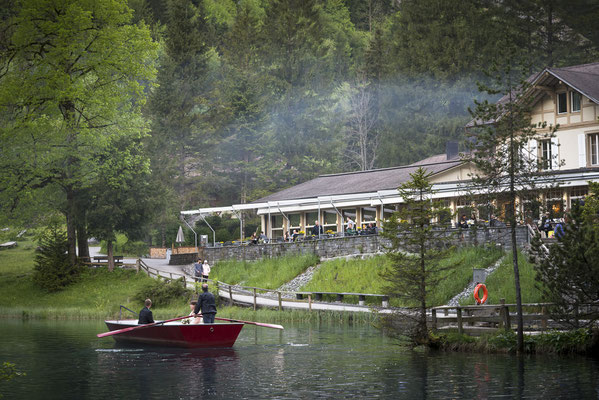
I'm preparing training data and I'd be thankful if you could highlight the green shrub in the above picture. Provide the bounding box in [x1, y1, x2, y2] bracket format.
[134, 277, 192, 306]
[121, 240, 148, 257]
[32, 224, 82, 292]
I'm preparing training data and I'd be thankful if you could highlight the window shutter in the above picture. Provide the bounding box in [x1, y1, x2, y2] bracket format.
[529, 139, 537, 164]
[578, 134, 586, 168]
[551, 137, 559, 169]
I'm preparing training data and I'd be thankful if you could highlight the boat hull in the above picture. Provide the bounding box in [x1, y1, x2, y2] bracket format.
[104, 320, 244, 348]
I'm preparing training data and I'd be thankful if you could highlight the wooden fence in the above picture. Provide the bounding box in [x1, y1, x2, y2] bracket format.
[137, 259, 389, 310]
[431, 300, 599, 335]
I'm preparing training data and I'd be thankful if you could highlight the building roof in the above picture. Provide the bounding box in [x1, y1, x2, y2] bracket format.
[466, 62, 599, 127]
[545, 62, 599, 104]
[253, 154, 462, 203]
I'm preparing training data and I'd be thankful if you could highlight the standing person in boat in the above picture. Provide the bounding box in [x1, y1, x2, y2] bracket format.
[202, 259, 211, 282]
[138, 299, 155, 324]
[193, 283, 217, 324]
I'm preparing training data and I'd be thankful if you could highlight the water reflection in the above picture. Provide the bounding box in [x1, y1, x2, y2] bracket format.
[0, 319, 597, 399]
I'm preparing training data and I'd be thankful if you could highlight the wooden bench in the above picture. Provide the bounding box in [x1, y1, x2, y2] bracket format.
[0, 241, 17, 249]
[304, 292, 389, 307]
[93, 255, 124, 264]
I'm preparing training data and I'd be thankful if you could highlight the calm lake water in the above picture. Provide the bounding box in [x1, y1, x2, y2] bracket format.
[0, 319, 598, 399]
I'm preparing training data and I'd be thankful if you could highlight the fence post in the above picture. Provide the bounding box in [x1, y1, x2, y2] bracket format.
[253, 288, 257, 311]
[541, 305, 547, 331]
[431, 308, 437, 330]
[135, 259, 140, 273]
[229, 285, 233, 306]
[308, 294, 312, 312]
[500, 298, 511, 331]
[457, 307, 463, 335]
[278, 291, 282, 311]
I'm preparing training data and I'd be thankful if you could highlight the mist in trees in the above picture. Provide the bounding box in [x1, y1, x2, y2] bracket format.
[2, 0, 598, 251]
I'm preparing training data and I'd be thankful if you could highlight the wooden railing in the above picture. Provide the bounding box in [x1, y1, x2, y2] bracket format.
[136, 259, 390, 310]
[431, 300, 599, 335]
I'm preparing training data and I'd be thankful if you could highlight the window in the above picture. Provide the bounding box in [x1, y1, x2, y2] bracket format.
[305, 212, 318, 227]
[571, 91, 581, 112]
[360, 207, 377, 227]
[590, 133, 599, 166]
[539, 139, 552, 170]
[288, 213, 300, 229]
[557, 92, 567, 114]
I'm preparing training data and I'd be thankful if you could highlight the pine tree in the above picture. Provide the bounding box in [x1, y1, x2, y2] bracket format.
[33, 223, 81, 292]
[530, 184, 599, 328]
[380, 167, 454, 345]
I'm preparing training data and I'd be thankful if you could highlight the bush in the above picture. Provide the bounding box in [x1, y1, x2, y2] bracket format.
[134, 277, 192, 306]
[121, 240, 148, 257]
[32, 224, 82, 292]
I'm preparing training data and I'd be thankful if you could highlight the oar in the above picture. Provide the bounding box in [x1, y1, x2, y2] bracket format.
[97, 315, 191, 338]
[213, 316, 284, 330]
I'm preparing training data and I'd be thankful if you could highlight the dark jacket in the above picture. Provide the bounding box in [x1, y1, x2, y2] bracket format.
[194, 291, 217, 315]
[138, 307, 154, 324]
[311, 224, 323, 236]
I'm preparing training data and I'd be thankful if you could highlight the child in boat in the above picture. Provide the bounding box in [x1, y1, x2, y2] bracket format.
[184, 300, 203, 324]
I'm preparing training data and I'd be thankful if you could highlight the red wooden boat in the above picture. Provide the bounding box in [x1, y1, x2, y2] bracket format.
[104, 320, 244, 348]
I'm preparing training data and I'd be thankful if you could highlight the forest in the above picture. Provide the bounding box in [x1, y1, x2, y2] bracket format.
[1, 0, 599, 254]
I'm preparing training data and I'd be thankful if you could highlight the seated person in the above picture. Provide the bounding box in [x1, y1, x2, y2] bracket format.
[184, 300, 203, 324]
[345, 217, 356, 234]
[250, 232, 258, 245]
[366, 222, 377, 235]
[292, 229, 299, 241]
[138, 298, 155, 324]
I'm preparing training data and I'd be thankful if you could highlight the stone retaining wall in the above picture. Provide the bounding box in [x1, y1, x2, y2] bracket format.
[168, 226, 529, 265]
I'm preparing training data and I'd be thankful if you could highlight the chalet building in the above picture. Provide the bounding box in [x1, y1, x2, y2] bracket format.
[182, 62, 599, 241]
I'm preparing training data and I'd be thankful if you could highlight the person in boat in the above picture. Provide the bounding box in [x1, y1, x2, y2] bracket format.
[193, 283, 217, 324]
[185, 300, 203, 324]
[138, 298, 155, 324]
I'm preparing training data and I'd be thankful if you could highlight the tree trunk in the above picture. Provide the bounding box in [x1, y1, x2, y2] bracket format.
[76, 222, 89, 261]
[66, 189, 78, 266]
[107, 240, 115, 272]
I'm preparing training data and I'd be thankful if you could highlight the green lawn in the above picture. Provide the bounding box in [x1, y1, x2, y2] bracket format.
[301, 246, 505, 307]
[0, 240, 167, 319]
[210, 254, 319, 289]
[470, 250, 547, 305]
[0, 237, 546, 320]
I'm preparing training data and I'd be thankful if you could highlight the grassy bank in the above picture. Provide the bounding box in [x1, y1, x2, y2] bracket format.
[464, 250, 546, 305]
[300, 246, 504, 307]
[435, 329, 599, 355]
[210, 254, 319, 289]
[0, 238, 541, 320]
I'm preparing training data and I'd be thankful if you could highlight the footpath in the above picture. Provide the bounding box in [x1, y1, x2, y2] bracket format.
[98, 248, 390, 314]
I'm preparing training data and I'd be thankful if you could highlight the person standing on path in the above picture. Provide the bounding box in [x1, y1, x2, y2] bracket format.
[193, 283, 217, 324]
[201, 259, 211, 282]
[138, 299, 155, 324]
[194, 258, 203, 283]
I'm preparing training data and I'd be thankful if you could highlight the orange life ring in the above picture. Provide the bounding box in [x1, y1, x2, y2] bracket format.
[474, 283, 488, 305]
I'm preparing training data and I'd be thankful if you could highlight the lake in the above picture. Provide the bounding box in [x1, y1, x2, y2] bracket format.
[0, 319, 598, 399]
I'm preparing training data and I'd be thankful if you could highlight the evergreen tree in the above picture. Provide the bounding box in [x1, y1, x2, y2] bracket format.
[530, 183, 599, 328]
[465, 51, 558, 352]
[380, 167, 454, 346]
[33, 223, 81, 292]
